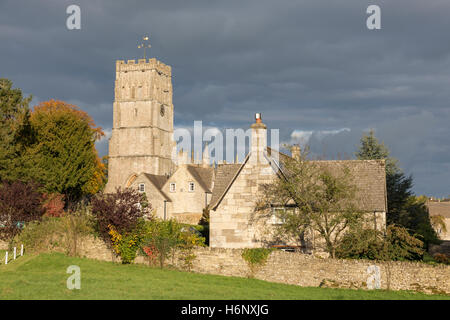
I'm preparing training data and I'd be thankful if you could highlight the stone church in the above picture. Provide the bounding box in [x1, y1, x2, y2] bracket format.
[105, 56, 387, 249]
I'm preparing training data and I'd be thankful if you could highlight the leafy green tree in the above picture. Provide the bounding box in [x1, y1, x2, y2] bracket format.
[402, 196, 441, 248]
[0, 79, 32, 182]
[258, 147, 366, 258]
[27, 100, 105, 201]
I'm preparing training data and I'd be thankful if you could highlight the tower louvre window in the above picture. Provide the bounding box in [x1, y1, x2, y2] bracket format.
[138, 183, 145, 193]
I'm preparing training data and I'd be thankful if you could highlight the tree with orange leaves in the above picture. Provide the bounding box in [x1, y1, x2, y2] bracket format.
[26, 100, 105, 202]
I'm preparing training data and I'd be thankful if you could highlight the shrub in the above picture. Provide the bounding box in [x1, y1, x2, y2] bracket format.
[108, 221, 144, 264]
[139, 219, 205, 269]
[62, 207, 95, 256]
[16, 217, 63, 253]
[336, 225, 424, 261]
[433, 253, 450, 265]
[142, 244, 159, 266]
[199, 207, 210, 246]
[178, 227, 205, 271]
[140, 219, 182, 268]
[15, 208, 93, 256]
[91, 187, 149, 245]
[42, 193, 65, 217]
[241, 248, 273, 278]
[336, 228, 383, 260]
[0, 180, 45, 244]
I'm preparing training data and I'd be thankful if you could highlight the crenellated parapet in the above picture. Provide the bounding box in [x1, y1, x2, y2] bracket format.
[116, 58, 171, 77]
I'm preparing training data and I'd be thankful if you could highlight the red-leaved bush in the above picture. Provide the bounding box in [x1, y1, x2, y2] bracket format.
[42, 193, 65, 217]
[91, 187, 149, 243]
[0, 180, 45, 241]
[143, 244, 159, 265]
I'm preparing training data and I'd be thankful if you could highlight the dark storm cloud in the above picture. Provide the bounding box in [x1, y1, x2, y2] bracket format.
[0, 0, 449, 196]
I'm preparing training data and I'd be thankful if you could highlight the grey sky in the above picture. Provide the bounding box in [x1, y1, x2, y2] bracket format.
[1, 0, 449, 197]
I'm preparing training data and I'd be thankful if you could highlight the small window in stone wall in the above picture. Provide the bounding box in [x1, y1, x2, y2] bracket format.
[188, 182, 195, 192]
[138, 183, 145, 193]
[170, 183, 176, 192]
[270, 207, 293, 225]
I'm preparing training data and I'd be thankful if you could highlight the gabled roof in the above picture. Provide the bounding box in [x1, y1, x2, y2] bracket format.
[210, 158, 248, 210]
[211, 147, 387, 213]
[267, 147, 387, 212]
[186, 165, 215, 193]
[142, 173, 171, 201]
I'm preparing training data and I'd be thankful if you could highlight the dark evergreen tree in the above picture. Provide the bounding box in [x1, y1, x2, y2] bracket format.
[0, 79, 33, 182]
[355, 130, 439, 249]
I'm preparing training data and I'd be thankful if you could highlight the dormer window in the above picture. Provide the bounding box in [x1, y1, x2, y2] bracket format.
[170, 183, 176, 192]
[138, 183, 145, 193]
[188, 182, 195, 192]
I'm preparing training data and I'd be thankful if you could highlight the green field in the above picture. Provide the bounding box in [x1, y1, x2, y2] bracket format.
[0, 253, 448, 300]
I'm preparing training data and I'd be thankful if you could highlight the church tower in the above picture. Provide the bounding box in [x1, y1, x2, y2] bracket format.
[105, 58, 176, 193]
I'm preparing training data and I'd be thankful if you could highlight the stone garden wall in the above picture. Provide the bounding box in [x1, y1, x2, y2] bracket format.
[76, 237, 449, 295]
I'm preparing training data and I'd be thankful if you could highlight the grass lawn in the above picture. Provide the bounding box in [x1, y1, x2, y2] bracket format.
[0, 253, 448, 300]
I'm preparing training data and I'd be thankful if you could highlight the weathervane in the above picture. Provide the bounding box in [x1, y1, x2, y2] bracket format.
[138, 35, 151, 60]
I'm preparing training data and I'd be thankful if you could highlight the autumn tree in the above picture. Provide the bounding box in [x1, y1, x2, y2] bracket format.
[0, 79, 33, 182]
[27, 100, 105, 201]
[257, 147, 366, 258]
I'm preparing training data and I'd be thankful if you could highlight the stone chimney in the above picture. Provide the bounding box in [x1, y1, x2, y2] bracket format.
[291, 144, 301, 160]
[250, 113, 267, 164]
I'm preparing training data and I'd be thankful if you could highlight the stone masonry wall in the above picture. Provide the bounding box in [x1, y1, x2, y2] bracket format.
[75, 237, 449, 295]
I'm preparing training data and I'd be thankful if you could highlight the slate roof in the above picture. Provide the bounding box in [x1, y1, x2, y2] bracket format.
[143, 173, 171, 201]
[427, 201, 450, 218]
[266, 147, 387, 212]
[186, 165, 215, 193]
[210, 162, 245, 209]
[209, 147, 387, 212]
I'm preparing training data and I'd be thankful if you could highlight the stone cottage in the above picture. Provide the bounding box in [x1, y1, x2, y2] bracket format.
[208, 115, 387, 249]
[104, 56, 387, 249]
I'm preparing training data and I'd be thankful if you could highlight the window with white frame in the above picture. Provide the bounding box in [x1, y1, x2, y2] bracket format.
[170, 183, 176, 192]
[188, 182, 195, 192]
[138, 183, 145, 193]
[270, 207, 294, 225]
[271, 207, 285, 225]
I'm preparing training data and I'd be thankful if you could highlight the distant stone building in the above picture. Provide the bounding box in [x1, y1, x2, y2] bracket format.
[427, 200, 450, 241]
[105, 57, 387, 249]
[427, 200, 450, 256]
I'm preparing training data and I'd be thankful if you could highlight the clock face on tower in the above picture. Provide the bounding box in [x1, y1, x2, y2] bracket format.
[160, 105, 165, 117]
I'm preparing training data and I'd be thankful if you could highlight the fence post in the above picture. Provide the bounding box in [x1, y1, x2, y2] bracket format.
[13, 247, 16, 260]
[21, 244, 24, 256]
[5, 251, 8, 265]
